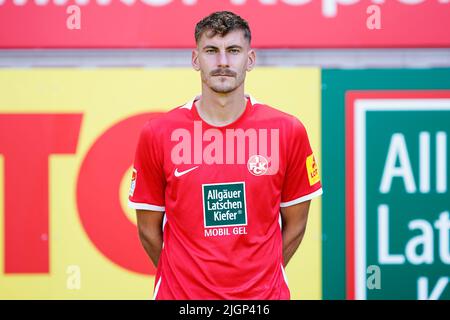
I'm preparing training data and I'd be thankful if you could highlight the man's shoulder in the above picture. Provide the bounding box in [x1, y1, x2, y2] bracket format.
[252, 101, 301, 126]
[147, 103, 192, 128]
[254, 101, 290, 116]
[252, 101, 309, 141]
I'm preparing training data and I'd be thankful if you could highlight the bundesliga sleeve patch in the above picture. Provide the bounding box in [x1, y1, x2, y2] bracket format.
[306, 154, 320, 186]
[129, 168, 137, 196]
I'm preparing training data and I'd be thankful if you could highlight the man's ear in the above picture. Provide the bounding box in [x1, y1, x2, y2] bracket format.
[247, 49, 256, 72]
[192, 49, 200, 71]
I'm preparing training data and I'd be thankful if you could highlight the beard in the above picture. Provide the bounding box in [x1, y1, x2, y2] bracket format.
[203, 69, 245, 94]
[209, 80, 238, 94]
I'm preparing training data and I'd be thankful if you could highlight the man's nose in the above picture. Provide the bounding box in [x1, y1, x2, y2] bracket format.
[217, 51, 229, 67]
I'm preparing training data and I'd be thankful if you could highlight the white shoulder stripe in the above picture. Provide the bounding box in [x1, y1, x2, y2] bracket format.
[280, 188, 323, 208]
[128, 200, 165, 212]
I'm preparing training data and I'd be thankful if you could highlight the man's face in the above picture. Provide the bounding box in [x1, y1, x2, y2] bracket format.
[192, 29, 255, 94]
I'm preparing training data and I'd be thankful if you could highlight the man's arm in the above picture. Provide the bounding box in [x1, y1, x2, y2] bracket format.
[280, 200, 311, 267]
[136, 210, 164, 268]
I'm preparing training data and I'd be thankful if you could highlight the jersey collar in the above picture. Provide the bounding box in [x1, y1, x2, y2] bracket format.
[180, 94, 258, 110]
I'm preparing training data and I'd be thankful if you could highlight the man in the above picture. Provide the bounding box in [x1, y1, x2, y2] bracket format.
[128, 11, 323, 300]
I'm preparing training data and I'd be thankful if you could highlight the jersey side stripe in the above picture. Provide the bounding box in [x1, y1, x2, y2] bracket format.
[152, 276, 162, 300]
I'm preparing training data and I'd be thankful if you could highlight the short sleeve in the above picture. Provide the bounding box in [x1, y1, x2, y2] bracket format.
[280, 116, 323, 207]
[128, 121, 166, 211]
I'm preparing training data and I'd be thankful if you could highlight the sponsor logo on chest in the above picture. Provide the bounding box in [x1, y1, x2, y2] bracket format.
[202, 182, 248, 236]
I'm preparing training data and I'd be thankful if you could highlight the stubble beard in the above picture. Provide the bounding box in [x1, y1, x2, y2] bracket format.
[204, 73, 245, 94]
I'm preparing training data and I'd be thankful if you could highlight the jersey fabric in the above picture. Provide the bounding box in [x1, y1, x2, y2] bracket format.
[128, 94, 323, 300]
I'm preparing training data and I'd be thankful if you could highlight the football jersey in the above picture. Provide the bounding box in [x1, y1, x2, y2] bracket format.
[128, 94, 323, 300]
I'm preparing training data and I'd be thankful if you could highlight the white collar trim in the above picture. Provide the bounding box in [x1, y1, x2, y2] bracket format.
[180, 94, 258, 110]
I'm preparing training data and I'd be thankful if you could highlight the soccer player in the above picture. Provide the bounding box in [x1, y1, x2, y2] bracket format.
[128, 11, 323, 300]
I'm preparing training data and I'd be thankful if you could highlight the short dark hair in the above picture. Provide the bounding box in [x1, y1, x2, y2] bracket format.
[195, 11, 251, 45]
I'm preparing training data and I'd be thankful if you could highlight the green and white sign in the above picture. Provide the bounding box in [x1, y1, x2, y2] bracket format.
[322, 69, 450, 300]
[202, 182, 247, 228]
[347, 91, 450, 299]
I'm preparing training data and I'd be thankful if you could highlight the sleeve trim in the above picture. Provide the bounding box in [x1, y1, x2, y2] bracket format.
[280, 188, 323, 208]
[128, 200, 165, 212]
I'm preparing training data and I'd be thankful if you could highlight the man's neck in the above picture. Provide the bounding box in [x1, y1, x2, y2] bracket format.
[196, 86, 247, 127]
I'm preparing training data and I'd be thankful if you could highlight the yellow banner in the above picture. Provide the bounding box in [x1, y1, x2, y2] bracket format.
[0, 68, 321, 299]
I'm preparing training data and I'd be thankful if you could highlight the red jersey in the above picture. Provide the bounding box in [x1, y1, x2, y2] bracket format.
[129, 95, 323, 300]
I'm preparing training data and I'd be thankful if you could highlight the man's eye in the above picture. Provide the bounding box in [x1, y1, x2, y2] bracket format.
[229, 49, 240, 54]
[205, 49, 216, 54]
